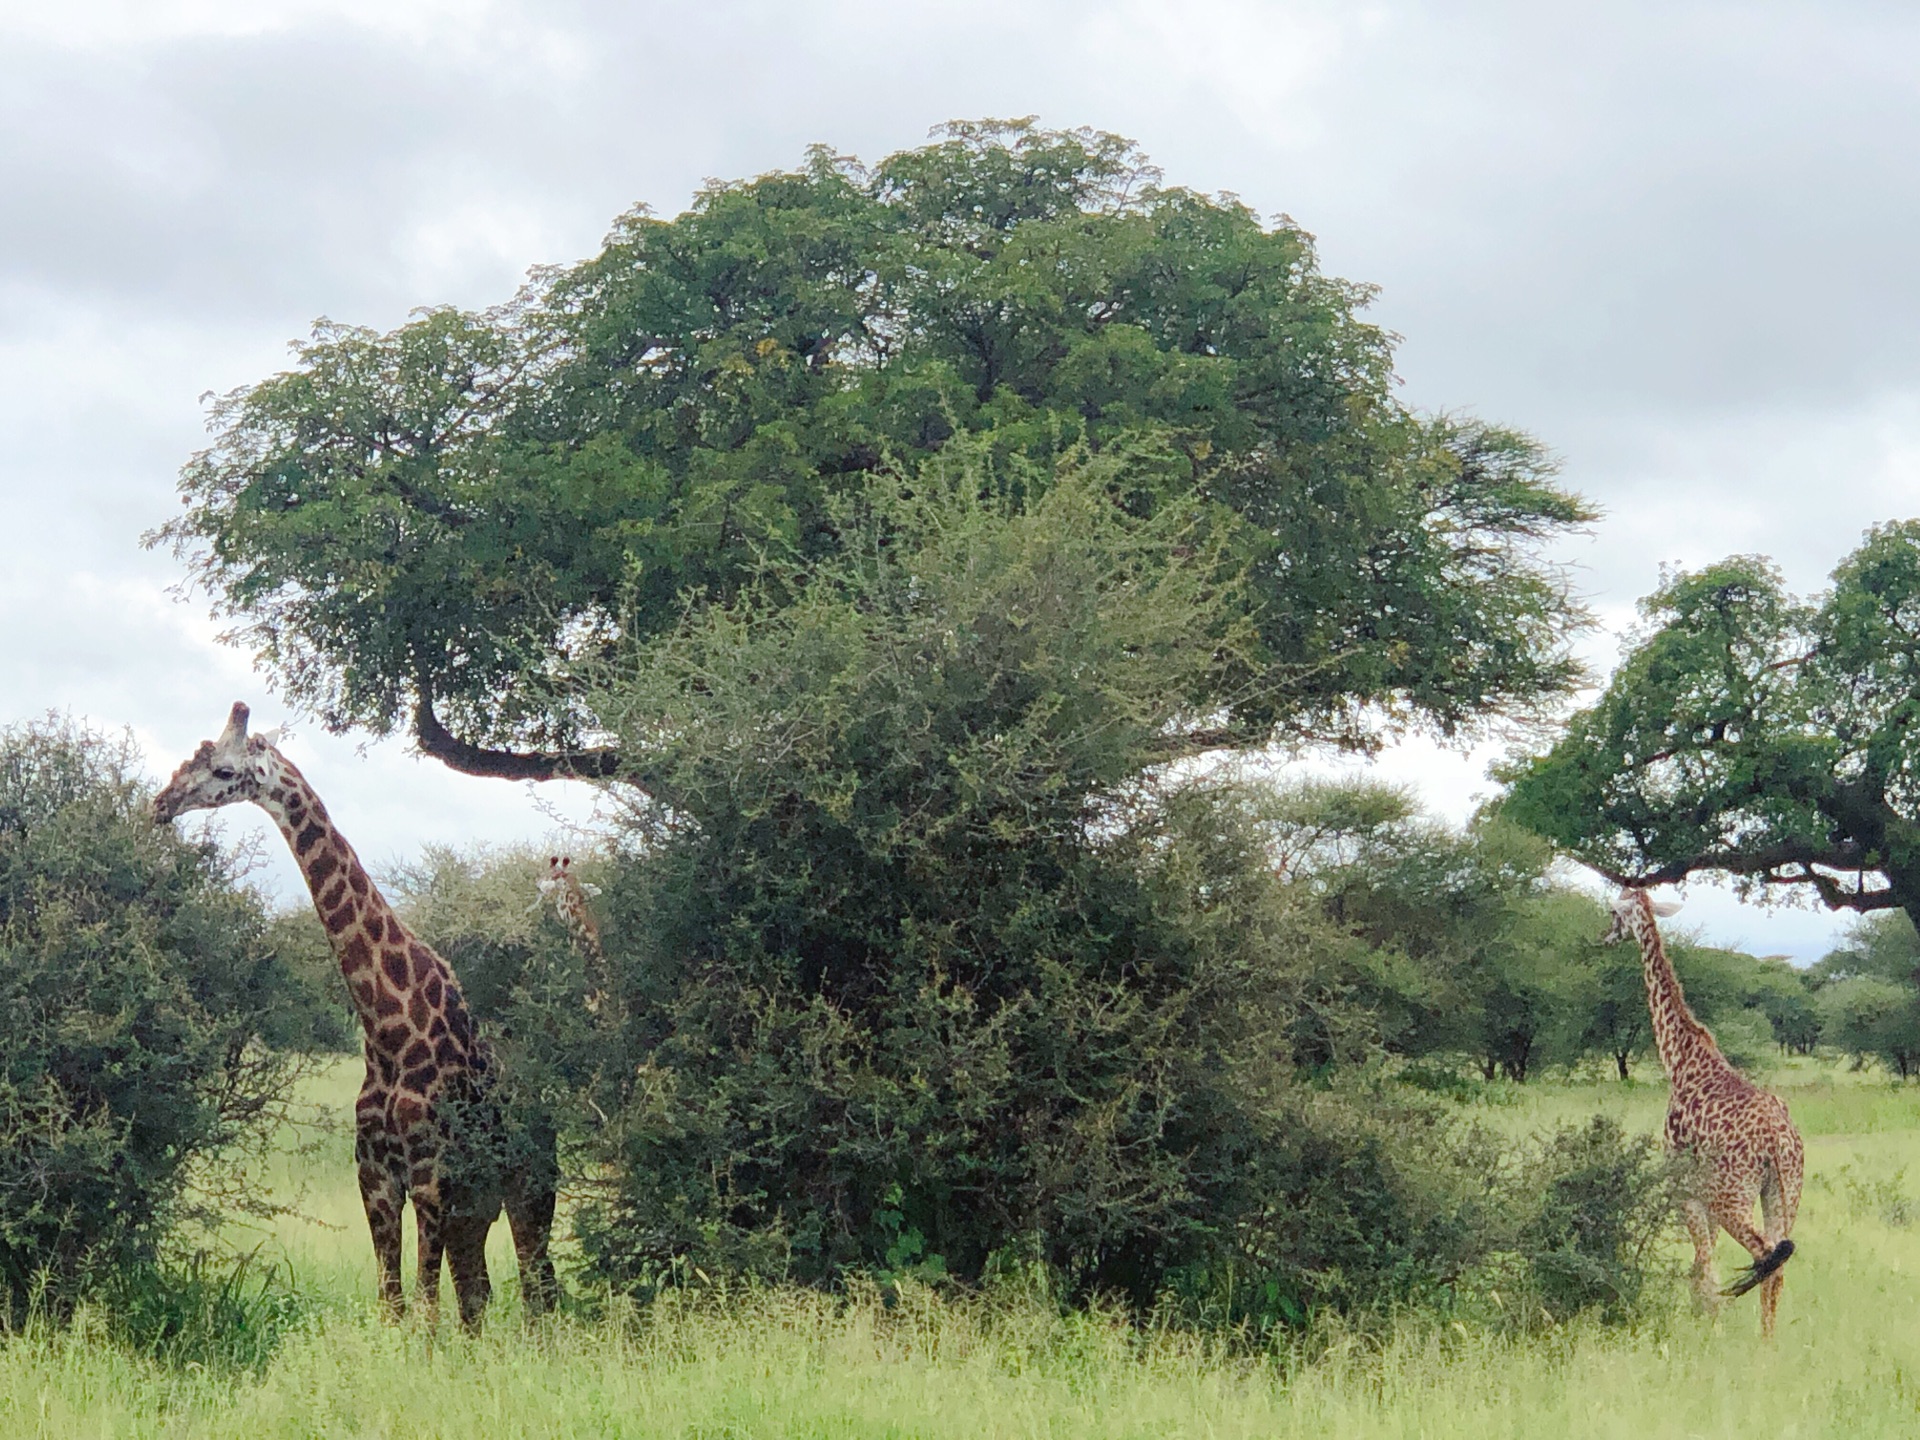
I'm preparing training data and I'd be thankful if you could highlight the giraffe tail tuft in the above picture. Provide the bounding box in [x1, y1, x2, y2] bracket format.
[1722, 1238, 1794, 1298]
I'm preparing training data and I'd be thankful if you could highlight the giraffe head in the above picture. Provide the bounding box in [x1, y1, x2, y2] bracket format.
[1599, 886, 1682, 944]
[152, 702, 284, 824]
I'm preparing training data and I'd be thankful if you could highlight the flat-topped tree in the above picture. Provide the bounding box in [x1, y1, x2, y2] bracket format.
[1501, 523, 1920, 935]
[152, 121, 1592, 780]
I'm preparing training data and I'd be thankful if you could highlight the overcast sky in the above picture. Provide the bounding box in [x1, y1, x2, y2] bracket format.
[1, 0, 1911, 958]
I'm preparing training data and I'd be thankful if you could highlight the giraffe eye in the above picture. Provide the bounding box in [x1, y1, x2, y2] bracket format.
[212, 766, 236, 781]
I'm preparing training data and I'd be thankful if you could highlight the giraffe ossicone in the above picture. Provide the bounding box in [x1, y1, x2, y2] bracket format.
[1603, 885, 1803, 1337]
[153, 701, 558, 1331]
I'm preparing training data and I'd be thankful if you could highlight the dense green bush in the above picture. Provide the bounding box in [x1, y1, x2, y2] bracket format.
[0, 720, 308, 1314]
[258, 909, 355, 1053]
[1514, 1116, 1690, 1325]
[526, 453, 1358, 1303]
[1812, 914, 1920, 1077]
[413, 453, 1677, 1331]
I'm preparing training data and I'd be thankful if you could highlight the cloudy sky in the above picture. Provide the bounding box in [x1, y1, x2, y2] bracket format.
[1, 0, 1910, 956]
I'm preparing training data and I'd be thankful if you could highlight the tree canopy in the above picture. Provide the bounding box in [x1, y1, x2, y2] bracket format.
[155, 120, 1591, 780]
[1501, 522, 1920, 931]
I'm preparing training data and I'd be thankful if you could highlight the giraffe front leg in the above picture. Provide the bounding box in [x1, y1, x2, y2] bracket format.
[443, 1213, 495, 1334]
[1682, 1199, 1719, 1316]
[412, 1178, 446, 1329]
[356, 1130, 406, 1321]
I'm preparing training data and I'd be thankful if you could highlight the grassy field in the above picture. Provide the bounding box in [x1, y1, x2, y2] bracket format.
[6, 1057, 1920, 1438]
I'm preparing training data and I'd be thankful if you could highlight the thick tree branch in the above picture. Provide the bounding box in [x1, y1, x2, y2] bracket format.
[1147, 725, 1249, 761]
[413, 692, 623, 782]
[1596, 839, 1909, 915]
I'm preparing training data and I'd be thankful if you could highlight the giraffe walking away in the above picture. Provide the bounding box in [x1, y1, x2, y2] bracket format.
[154, 703, 557, 1331]
[1603, 886, 1803, 1336]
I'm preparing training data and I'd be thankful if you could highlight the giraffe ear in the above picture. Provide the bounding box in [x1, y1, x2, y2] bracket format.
[1651, 899, 1682, 917]
[582, 882, 603, 897]
[255, 727, 283, 749]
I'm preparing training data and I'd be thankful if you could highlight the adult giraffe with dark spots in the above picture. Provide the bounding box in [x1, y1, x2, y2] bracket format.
[153, 702, 557, 1330]
[1602, 886, 1803, 1336]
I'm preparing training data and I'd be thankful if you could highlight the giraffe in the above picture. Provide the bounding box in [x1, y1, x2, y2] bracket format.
[1602, 886, 1803, 1336]
[153, 703, 557, 1331]
[537, 855, 609, 1013]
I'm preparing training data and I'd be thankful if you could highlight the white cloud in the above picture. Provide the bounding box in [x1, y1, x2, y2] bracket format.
[0, 0, 499, 48]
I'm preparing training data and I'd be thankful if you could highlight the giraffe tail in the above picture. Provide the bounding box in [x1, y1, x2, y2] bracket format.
[1722, 1238, 1794, 1298]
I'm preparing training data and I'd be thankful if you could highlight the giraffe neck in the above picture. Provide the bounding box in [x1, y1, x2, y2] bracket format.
[1634, 904, 1720, 1082]
[251, 752, 456, 1054]
[564, 888, 605, 962]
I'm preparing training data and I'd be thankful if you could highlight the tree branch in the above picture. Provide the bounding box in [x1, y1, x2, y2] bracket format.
[1146, 725, 1248, 761]
[413, 692, 623, 782]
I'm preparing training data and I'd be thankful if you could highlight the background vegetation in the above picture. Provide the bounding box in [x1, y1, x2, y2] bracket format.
[0, 719, 319, 1317]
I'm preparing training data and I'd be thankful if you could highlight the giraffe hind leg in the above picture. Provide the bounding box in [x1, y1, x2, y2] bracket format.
[1682, 1198, 1718, 1315]
[1755, 1137, 1804, 1338]
[504, 1164, 559, 1318]
[1712, 1190, 1790, 1336]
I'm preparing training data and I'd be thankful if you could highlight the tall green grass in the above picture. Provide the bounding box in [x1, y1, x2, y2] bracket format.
[4, 1057, 1918, 1439]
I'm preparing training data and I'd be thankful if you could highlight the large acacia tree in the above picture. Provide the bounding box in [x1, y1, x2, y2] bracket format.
[155, 121, 1591, 778]
[1502, 522, 1920, 930]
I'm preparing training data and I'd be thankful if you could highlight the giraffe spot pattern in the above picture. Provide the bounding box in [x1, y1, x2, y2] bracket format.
[244, 761, 559, 1328]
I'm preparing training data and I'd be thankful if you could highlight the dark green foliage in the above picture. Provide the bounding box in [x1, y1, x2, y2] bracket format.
[1813, 913, 1920, 1076]
[155, 120, 1590, 775]
[1172, 1102, 1686, 1335]
[1266, 782, 1802, 1081]
[556, 453, 1309, 1301]
[0, 720, 306, 1314]
[441, 452, 1670, 1331]
[259, 909, 355, 1052]
[99, 1250, 311, 1373]
[1515, 1117, 1691, 1324]
[1501, 524, 1920, 933]
[1270, 785, 1593, 1081]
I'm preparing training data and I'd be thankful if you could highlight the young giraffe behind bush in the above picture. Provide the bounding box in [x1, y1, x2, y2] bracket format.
[1603, 886, 1803, 1336]
[154, 703, 557, 1331]
[538, 854, 611, 1013]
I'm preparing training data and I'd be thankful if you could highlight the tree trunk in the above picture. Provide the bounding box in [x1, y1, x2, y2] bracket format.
[1614, 1049, 1631, 1081]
